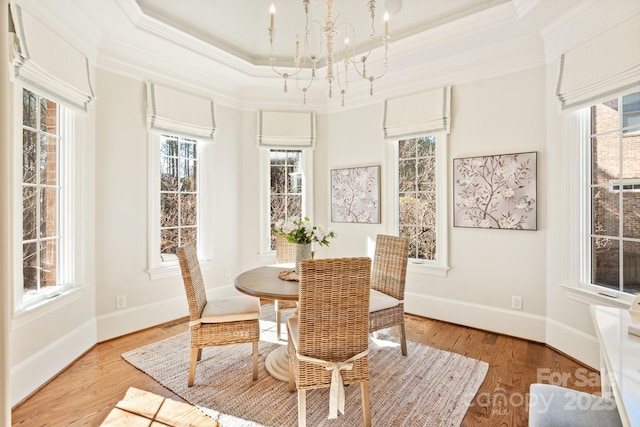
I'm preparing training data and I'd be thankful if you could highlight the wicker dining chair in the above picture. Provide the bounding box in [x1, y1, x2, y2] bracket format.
[274, 234, 297, 340]
[369, 234, 410, 355]
[287, 257, 372, 427]
[177, 242, 261, 386]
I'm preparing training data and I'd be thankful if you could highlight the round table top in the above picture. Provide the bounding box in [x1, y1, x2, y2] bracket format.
[234, 264, 299, 301]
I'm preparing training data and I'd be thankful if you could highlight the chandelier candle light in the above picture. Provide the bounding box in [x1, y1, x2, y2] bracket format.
[268, 0, 390, 106]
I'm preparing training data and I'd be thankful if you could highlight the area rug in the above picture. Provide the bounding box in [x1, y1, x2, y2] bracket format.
[122, 304, 488, 426]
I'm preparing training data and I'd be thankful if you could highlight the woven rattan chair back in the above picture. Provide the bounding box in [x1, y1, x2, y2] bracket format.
[274, 234, 297, 340]
[371, 234, 409, 300]
[369, 234, 410, 356]
[288, 257, 372, 426]
[176, 242, 260, 386]
[177, 242, 208, 321]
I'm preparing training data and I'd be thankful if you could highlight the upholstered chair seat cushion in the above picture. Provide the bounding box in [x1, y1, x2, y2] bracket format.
[200, 296, 261, 324]
[369, 288, 400, 313]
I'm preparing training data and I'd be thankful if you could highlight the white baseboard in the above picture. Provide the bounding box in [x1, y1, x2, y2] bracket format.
[11, 318, 97, 406]
[96, 294, 187, 342]
[405, 292, 547, 342]
[405, 292, 600, 368]
[545, 317, 599, 370]
[96, 285, 241, 342]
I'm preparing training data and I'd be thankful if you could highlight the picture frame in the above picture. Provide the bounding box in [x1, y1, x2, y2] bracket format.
[453, 151, 537, 230]
[331, 165, 381, 223]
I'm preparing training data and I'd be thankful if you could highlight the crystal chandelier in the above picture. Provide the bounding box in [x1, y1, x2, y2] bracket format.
[268, 0, 390, 106]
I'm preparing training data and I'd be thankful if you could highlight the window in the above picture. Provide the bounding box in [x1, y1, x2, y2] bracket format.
[19, 88, 77, 307]
[390, 134, 448, 275]
[147, 132, 212, 278]
[398, 136, 436, 259]
[260, 148, 313, 255]
[159, 135, 198, 259]
[22, 89, 60, 296]
[269, 149, 303, 249]
[589, 91, 640, 294]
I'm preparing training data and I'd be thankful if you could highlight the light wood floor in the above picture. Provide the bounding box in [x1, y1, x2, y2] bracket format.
[11, 308, 599, 427]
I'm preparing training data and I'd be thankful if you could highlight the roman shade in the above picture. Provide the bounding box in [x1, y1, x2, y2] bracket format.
[146, 83, 217, 141]
[383, 86, 451, 140]
[257, 111, 316, 148]
[556, 13, 640, 111]
[9, 2, 95, 112]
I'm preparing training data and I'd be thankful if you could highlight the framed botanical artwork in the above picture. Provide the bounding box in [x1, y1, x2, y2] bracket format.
[331, 165, 380, 223]
[453, 151, 537, 230]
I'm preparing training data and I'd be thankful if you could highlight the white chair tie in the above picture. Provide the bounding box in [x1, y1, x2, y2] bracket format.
[296, 349, 368, 419]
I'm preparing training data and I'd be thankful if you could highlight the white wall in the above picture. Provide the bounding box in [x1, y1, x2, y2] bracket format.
[317, 68, 549, 343]
[94, 69, 247, 341]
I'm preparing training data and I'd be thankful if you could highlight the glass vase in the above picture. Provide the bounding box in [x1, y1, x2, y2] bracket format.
[294, 243, 312, 275]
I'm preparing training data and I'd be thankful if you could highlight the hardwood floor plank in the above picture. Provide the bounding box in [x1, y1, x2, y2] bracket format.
[12, 312, 599, 426]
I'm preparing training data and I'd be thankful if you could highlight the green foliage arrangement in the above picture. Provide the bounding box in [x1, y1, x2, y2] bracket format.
[273, 216, 336, 246]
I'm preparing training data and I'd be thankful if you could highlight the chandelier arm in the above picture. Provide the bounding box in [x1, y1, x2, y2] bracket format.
[266, 0, 389, 105]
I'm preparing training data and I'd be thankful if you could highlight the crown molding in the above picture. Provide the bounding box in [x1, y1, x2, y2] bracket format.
[97, 37, 244, 109]
[541, 0, 640, 60]
[512, 0, 540, 18]
[21, 0, 599, 113]
[96, 4, 546, 113]
[365, 1, 518, 62]
[113, 0, 259, 79]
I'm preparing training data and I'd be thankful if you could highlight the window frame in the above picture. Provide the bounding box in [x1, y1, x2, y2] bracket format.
[12, 86, 83, 312]
[147, 132, 214, 279]
[259, 147, 314, 257]
[582, 92, 640, 296]
[385, 133, 449, 277]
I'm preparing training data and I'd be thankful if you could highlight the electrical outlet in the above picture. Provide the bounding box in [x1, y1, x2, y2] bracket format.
[116, 295, 126, 309]
[511, 296, 523, 310]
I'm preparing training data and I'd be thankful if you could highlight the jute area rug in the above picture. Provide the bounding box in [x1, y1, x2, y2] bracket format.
[122, 304, 488, 426]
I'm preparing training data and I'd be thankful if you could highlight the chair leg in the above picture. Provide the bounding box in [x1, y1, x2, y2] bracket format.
[297, 389, 307, 427]
[288, 357, 296, 392]
[188, 347, 199, 387]
[399, 322, 407, 356]
[275, 301, 282, 341]
[252, 341, 259, 380]
[196, 348, 202, 361]
[361, 381, 371, 427]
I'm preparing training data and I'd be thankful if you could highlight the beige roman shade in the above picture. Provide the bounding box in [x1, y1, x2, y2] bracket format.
[383, 86, 451, 140]
[257, 111, 316, 148]
[9, 2, 95, 112]
[146, 83, 217, 140]
[556, 13, 640, 111]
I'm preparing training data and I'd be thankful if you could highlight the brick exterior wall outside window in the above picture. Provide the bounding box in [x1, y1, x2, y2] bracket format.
[591, 94, 640, 293]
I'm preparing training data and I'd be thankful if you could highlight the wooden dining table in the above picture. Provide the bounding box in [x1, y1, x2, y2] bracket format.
[234, 264, 298, 381]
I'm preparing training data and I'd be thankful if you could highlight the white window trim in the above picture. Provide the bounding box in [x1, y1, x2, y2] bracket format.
[384, 134, 450, 277]
[258, 148, 314, 259]
[560, 107, 635, 307]
[146, 133, 214, 280]
[12, 85, 90, 313]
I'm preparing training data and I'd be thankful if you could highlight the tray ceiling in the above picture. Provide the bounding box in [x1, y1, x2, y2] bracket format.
[134, 0, 510, 66]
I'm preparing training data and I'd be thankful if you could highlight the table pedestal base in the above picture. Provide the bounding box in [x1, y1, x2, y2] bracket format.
[265, 345, 289, 382]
